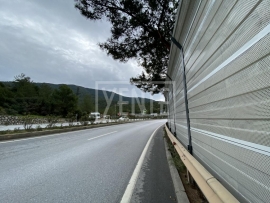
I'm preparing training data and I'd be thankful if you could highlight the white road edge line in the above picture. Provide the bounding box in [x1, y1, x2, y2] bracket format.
[87, 131, 118, 141]
[0, 126, 118, 144]
[0, 121, 162, 144]
[0, 132, 72, 144]
[120, 124, 164, 203]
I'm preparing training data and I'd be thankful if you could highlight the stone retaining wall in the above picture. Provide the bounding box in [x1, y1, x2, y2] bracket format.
[0, 116, 48, 125]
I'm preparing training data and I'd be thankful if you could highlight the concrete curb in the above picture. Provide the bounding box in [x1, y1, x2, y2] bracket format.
[164, 138, 190, 203]
[0, 121, 133, 141]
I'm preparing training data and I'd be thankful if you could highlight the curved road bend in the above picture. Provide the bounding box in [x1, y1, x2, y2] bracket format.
[0, 120, 167, 203]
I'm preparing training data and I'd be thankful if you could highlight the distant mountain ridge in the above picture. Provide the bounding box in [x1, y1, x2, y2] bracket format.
[37, 83, 157, 103]
[2, 81, 157, 103]
[1, 81, 162, 114]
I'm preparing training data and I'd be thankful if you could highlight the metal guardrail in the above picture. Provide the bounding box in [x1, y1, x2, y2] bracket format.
[165, 124, 239, 203]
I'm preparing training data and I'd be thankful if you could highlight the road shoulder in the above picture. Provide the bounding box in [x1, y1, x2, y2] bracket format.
[164, 137, 190, 203]
[130, 126, 178, 203]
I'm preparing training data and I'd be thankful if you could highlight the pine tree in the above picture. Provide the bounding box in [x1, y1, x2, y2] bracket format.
[75, 0, 179, 93]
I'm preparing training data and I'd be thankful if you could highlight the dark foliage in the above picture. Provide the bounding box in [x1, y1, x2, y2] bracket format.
[1, 73, 163, 117]
[0, 74, 78, 117]
[75, 0, 178, 93]
[52, 85, 78, 117]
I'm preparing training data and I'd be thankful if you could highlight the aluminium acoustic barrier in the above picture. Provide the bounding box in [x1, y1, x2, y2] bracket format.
[166, 0, 270, 202]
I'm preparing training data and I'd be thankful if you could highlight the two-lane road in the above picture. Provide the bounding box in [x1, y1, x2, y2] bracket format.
[0, 120, 166, 203]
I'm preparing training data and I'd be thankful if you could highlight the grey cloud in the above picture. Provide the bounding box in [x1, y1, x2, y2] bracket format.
[0, 0, 163, 100]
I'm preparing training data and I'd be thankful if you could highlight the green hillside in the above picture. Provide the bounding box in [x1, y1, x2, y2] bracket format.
[1, 79, 162, 117]
[34, 82, 156, 103]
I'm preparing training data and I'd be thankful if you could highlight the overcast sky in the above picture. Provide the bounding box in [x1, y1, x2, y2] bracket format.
[0, 0, 164, 101]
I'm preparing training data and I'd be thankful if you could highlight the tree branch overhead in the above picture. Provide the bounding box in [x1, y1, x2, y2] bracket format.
[75, 0, 179, 94]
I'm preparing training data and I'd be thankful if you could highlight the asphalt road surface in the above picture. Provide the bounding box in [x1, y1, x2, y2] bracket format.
[0, 120, 172, 203]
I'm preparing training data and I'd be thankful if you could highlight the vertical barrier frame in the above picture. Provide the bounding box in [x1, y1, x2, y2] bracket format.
[169, 36, 192, 154]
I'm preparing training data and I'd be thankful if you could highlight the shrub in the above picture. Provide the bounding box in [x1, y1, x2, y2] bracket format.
[46, 115, 59, 128]
[80, 114, 89, 126]
[66, 112, 76, 126]
[0, 107, 6, 115]
[4, 121, 11, 126]
[22, 115, 33, 130]
[13, 127, 21, 133]
[36, 125, 43, 131]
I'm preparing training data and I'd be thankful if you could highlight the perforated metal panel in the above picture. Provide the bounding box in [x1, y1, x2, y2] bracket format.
[166, 0, 270, 202]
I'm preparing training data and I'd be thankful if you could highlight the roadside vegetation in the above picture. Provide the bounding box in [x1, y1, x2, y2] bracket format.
[75, 0, 179, 94]
[0, 73, 162, 122]
[0, 118, 133, 136]
[0, 73, 78, 117]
